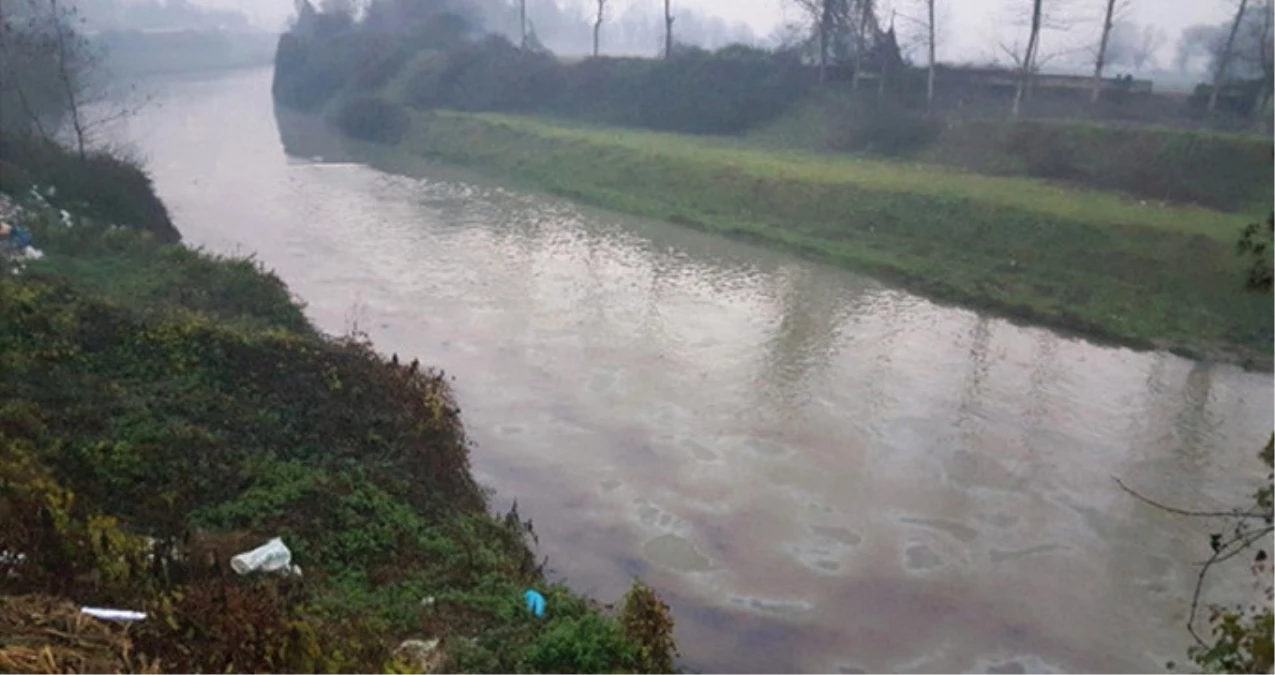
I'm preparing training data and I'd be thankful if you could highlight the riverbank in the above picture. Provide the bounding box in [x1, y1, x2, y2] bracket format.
[381, 111, 1270, 369]
[0, 138, 674, 673]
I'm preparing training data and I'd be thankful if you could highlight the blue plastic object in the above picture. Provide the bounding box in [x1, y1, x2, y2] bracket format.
[6, 226, 32, 251]
[523, 589, 546, 618]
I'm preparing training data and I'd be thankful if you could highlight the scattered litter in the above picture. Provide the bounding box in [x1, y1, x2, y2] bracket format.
[1, 222, 34, 254]
[1, 595, 160, 674]
[393, 638, 443, 673]
[523, 589, 546, 618]
[80, 607, 146, 623]
[420, 595, 436, 607]
[59, 210, 73, 227]
[230, 537, 302, 577]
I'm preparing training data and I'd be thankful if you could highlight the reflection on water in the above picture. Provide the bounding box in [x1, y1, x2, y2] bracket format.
[115, 68, 1273, 673]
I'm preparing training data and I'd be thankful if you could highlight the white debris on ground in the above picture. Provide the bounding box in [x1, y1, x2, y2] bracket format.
[229, 537, 303, 577]
[0, 193, 23, 223]
[394, 638, 444, 673]
[80, 607, 147, 623]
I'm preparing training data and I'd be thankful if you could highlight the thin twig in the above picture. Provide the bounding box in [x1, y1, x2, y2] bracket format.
[1112, 477, 1269, 521]
[1113, 473, 1274, 651]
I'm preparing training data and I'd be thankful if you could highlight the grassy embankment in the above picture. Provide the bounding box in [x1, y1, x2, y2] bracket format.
[749, 91, 1274, 213]
[0, 138, 675, 674]
[394, 111, 1271, 368]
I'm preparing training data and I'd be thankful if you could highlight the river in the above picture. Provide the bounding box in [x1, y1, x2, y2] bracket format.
[113, 68, 1273, 673]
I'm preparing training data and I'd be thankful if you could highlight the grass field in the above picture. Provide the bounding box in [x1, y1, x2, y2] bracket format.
[400, 111, 1272, 368]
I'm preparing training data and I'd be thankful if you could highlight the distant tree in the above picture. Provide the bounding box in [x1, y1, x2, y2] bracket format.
[1089, 0, 1128, 102]
[664, 0, 673, 59]
[1233, 0, 1273, 118]
[1175, 23, 1224, 74]
[1102, 20, 1167, 72]
[319, 0, 356, 17]
[850, 0, 873, 92]
[897, 0, 944, 108]
[787, 0, 882, 84]
[925, 0, 937, 109]
[0, 0, 144, 157]
[520, 0, 527, 49]
[788, 0, 834, 81]
[1209, 0, 1249, 113]
[592, 0, 607, 57]
[999, 0, 1079, 117]
[1011, 0, 1044, 118]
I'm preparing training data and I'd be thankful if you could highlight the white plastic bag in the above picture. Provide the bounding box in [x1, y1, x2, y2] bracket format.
[230, 537, 301, 576]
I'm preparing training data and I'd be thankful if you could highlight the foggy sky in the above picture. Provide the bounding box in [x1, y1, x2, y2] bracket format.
[161, 0, 1234, 67]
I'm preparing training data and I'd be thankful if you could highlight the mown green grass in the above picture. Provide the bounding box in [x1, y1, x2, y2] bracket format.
[399, 111, 1272, 368]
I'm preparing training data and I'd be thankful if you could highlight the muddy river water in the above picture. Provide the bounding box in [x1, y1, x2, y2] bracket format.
[114, 68, 1273, 673]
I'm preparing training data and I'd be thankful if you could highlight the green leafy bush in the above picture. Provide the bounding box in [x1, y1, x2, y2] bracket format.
[523, 614, 639, 673]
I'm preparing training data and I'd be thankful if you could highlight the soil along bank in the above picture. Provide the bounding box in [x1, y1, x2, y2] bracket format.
[0, 139, 676, 673]
[398, 112, 1271, 368]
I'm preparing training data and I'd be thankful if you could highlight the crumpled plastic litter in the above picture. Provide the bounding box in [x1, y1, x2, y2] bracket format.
[80, 607, 146, 622]
[230, 537, 302, 577]
[523, 589, 546, 618]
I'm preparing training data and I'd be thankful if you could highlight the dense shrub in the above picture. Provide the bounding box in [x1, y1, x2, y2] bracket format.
[811, 97, 943, 155]
[332, 95, 410, 144]
[0, 134, 180, 242]
[272, 32, 352, 112]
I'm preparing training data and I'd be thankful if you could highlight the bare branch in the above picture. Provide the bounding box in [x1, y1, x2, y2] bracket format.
[1113, 469, 1274, 655]
[1112, 477, 1271, 521]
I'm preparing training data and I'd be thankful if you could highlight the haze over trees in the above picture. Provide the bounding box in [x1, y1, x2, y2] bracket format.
[0, 0, 126, 155]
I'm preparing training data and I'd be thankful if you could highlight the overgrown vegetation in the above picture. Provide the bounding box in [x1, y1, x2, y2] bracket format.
[0, 148, 677, 673]
[0, 134, 179, 242]
[278, 7, 813, 138]
[1237, 212, 1274, 293]
[273, 0, 1272, 215]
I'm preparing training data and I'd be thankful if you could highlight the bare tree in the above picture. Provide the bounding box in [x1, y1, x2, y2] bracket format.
[520, 0, 527, 49]
[47, 0, 90, 155]
[851, 0, 873, 91]
[1209, 0, 1249, 113]
[926, 0, 936, 109]
[788, 0, 830, 80]
[999, 0, 1081, 117]
[1252, 0, 1273, 119]
[1012, 0, 1044, 118]
[664, 0, 674, 58]
[2, 0, 150, 157]
[1089, 0, 1126, 102]
[592, 0, 607, 57]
